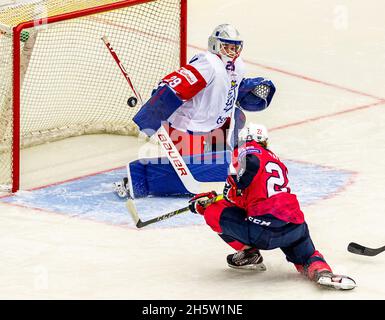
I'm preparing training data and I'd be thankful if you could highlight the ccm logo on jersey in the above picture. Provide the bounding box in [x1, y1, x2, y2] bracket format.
[247, 216, 271, 226]
[157, 133, 188, 176]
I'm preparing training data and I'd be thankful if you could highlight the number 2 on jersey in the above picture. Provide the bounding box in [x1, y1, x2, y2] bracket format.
[265, 161, 290, 197]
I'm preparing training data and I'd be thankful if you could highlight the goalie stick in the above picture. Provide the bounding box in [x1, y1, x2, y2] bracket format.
[127, 194, 223, 228]
[101, 36, 143, 105]
[102, 35, 222, 195]
[347, 242, 385, 257]
[156, 125, 216, 194]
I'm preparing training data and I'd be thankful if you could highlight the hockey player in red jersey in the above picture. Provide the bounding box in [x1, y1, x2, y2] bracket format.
[189, 123, 356, 290]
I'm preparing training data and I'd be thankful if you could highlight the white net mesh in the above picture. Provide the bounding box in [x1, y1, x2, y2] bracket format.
[0, 28, 13, 190]
[0, 0, 183, 190]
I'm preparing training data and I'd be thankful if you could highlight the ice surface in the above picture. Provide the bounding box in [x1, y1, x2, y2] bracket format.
[1, 162, 353, 229]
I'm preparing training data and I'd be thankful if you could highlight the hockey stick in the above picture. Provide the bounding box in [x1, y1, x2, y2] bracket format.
[156, 126, 226, 194]
[102, 36, 221, 195]
[156, 125, 205, 194]
[101, 36, 143, 105]
[347, 242, 385, 257]
[127, 194, 223, 228]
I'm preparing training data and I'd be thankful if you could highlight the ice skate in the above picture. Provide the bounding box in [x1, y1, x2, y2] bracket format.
[315, 271, 357, 290]
[227, 247, 266, 271]
[296, 251, 357, 290]
[113, 177, 130, 199]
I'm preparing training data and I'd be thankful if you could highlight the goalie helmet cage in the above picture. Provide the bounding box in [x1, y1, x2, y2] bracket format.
[0, 0, 187, 193]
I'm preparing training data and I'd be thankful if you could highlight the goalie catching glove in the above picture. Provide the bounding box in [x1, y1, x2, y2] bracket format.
[189, 191, 218, 215]
[237, 77, 275, 112]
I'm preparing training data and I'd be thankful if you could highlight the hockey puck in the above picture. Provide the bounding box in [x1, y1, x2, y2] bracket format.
[127, 96, 138, 108]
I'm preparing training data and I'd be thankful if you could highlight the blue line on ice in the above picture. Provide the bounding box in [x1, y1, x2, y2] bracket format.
[0, 161, 353, 229]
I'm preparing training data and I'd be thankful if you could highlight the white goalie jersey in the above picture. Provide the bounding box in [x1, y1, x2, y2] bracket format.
[164, 51, 246, 133]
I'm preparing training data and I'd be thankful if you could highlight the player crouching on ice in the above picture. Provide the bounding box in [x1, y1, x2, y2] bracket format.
[114, 24, 275, 199]
[188, 123, 356, 290]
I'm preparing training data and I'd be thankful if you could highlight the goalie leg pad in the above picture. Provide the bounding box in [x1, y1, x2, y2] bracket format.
[127, 151, 231, 198]
[126, 161, 149, 198]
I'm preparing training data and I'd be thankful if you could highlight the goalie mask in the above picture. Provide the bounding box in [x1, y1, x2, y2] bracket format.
[208, 24, 243, 61]
[239, 123, 268, 147]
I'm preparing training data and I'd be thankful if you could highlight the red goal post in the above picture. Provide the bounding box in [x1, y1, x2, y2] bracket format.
[0, 0, 187, 193]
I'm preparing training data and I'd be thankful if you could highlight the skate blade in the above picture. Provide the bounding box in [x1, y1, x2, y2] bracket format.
[317, 275, 357, 290]
[228, 262, 267, 272]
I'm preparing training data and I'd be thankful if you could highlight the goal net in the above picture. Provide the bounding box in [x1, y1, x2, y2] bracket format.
[0, 0, 186, 192]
